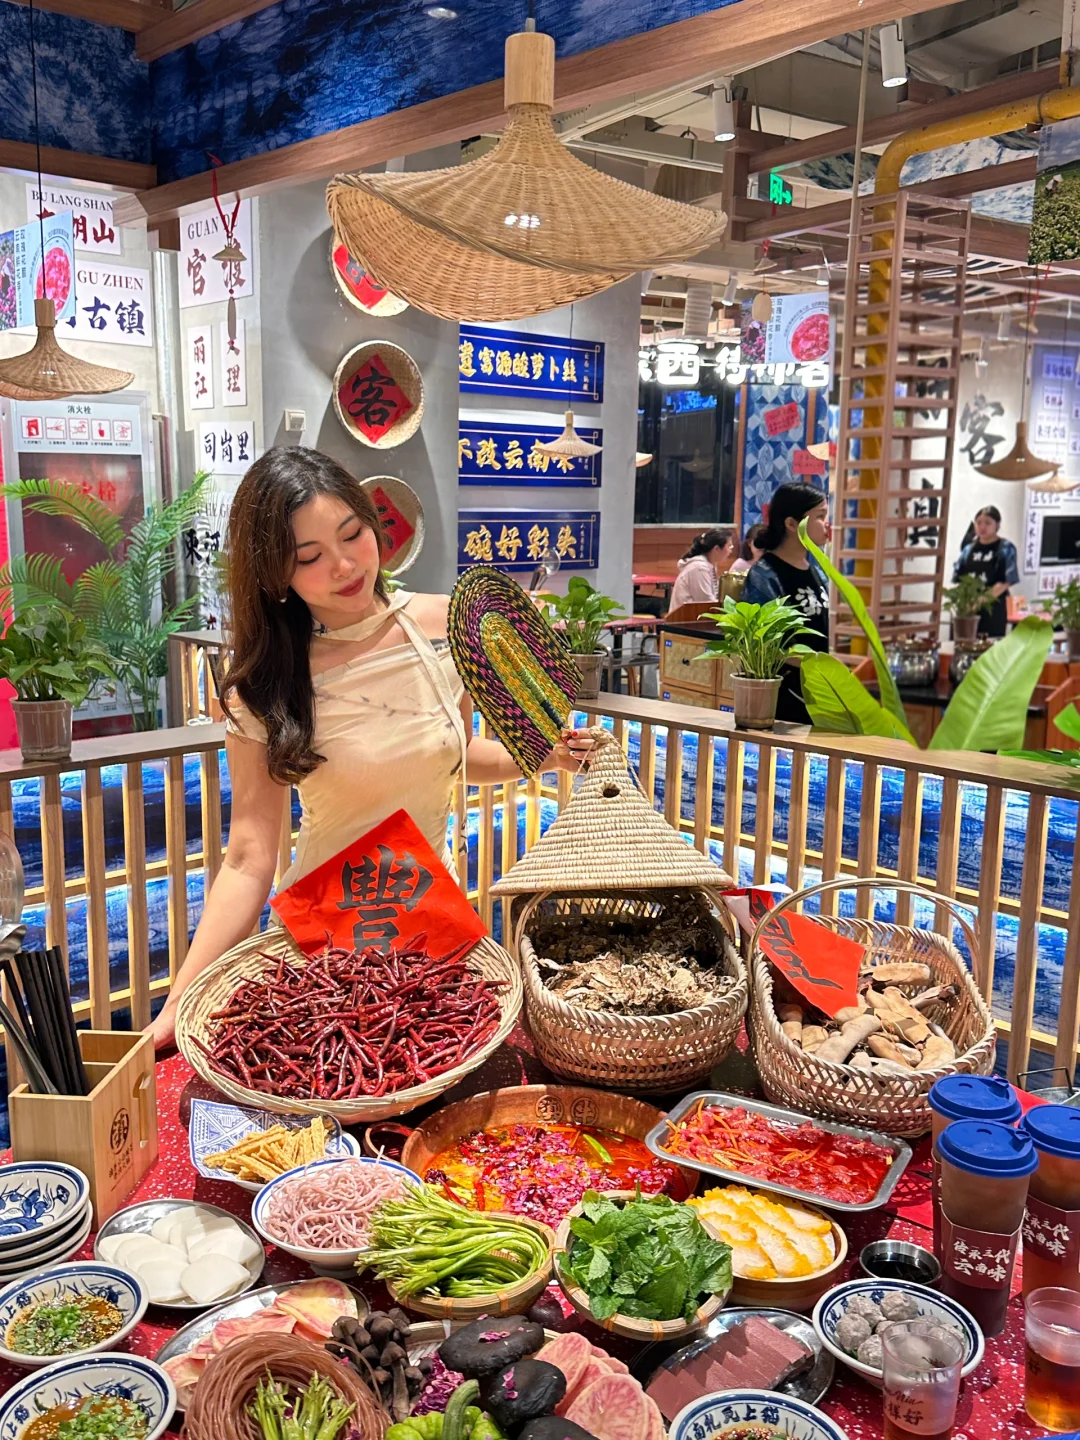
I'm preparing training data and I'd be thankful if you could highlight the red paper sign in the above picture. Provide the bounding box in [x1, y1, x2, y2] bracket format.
[369, 483, 415, 562]
[793, 448, 827, 476]
[270, 809, 486, 957]
[332, 243, 390, 311]
[940, 1214, 1020, 1289]
[338, 353, 413, 441]
[757, 910, 864, 1016]
[763, 401, 801, 437]
[1023, 1196, 1080, 1272]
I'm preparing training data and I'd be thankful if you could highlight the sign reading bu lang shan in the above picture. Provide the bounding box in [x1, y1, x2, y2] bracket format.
[458, 510, 600, 573]
[459, 325, 604, 402]
[459, 421, 601, 487]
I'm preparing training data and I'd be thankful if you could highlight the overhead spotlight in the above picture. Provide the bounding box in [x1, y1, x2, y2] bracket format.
[722, 274, 738, 304]
[712, 78, 736, 142]
[879, 21, 907, 89]
[997, 312, 1011, 341]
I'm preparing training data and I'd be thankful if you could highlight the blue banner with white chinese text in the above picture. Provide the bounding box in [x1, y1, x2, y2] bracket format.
[459, 421, 601, 487]
[458, 510, 600, 573]
[459, 326, 604, 402]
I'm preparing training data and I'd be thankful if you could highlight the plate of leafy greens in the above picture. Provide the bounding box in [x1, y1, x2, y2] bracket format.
[554, 1188, 733, 1337]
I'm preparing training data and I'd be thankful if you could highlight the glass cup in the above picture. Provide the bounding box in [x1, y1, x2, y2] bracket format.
[881, 1319, 964, 1440]
[1025, 1286, 1080, 1431]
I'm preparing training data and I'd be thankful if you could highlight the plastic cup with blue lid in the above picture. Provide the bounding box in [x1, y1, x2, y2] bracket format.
[928, 1074, 1022, 1141]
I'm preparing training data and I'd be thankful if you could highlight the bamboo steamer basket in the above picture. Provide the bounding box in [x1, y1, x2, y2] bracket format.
[515, 891, 746, 1093]
[386, 1213, 555, 1320]
[748, 878, 995, 1140]
[175, 928, 522, 1124]
[398, 1083, 699, 1201]
[554, 1192, 730, 1342]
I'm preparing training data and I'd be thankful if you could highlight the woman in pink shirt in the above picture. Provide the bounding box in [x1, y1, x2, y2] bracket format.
[667, 528, 736, 612]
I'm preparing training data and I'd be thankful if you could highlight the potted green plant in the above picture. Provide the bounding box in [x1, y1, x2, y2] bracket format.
[942, 573, 994, 644]
[0, 607, 115, 761]
[539, 577, 624, 700]
[1050, 577, 1080, 657]
[699, 596, 815, 730]
[0, 473, 209, 730]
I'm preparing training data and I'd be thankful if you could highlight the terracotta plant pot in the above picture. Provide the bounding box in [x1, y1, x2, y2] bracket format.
[732, 675, 782, 730]
[952, 615, 980, 644]
[1067, 629, 1080, 658]
[572, 650, 605, 701]
[11, 699, 73, 762]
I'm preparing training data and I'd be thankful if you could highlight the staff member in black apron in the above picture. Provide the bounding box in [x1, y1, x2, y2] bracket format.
[952, 506, 1019, 638]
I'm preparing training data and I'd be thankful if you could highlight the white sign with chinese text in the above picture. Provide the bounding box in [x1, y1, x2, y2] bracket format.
[25, 184, 121, 255]
[198, 421, 256, 475]
[219, 317, 247, 407]
[179, 200, 255, 309]
[55, 262, 151, 346]
[1024, 505, 1042, 575]
[186, 480, 237, 631]
[14, 399, 142, 455]
[187, 325, 214, 410]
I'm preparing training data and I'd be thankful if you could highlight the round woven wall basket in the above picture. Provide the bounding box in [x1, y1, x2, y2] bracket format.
[515, 889, 747, 1094]
[333, 340, 424, 450]
[748, 878, 995, 1139]
[175, 927, 522, 1124]
[329, 235, 409, 316]
[360, 475, 424, 574]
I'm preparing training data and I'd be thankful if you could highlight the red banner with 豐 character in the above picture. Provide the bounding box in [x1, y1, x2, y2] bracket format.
[270, 809, 487, 957]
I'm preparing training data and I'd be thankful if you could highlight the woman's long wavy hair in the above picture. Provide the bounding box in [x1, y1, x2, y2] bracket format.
[222, 447, 388, 784]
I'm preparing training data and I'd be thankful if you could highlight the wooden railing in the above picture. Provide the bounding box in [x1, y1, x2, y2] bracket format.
[2, 692, 1078, 1087]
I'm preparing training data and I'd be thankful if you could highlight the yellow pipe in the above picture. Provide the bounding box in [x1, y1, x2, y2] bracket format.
[849, 86, 1080, 636]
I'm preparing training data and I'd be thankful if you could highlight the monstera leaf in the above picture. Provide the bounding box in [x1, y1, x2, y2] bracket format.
[929, 616, 1054, 752]
[801, 653, 916, 741]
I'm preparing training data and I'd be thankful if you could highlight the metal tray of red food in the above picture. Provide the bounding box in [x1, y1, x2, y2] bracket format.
[644, 1090, 912, 1214]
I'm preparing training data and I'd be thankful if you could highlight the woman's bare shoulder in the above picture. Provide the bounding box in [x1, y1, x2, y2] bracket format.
[406, 591, 451, 639]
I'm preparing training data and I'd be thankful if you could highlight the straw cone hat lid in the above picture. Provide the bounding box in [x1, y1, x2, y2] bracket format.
[1029, 470, 1080, 493]
[491, 728, 733, 895]
[326, 29, 724, 322]
[536, 411, 601, 458]
[0, 299, 133, 399]
[975, 420, 1059, 481]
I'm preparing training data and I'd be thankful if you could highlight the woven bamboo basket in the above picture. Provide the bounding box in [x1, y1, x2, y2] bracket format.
[175, 928, 522, 1124]
[332, 340, 424, 449]
[748, 878, 995, 1139]
[554, 1192, 730, 1341]
[516, 890, 746, 1093]
[386, 1214, 555, 1320]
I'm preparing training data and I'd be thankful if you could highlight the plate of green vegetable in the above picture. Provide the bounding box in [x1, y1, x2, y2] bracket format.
[554, 1188, 732, 1341]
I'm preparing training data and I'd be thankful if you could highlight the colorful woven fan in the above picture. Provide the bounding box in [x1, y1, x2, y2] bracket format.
[448, 566, 580, 777]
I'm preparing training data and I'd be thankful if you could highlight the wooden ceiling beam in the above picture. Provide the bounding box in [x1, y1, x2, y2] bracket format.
[2, 0, 160, 31]
[0, 138, 154, 192]
[749, 66, 1059, 175]
[136, 0, 280, 63]
[114, 0, 951, 226]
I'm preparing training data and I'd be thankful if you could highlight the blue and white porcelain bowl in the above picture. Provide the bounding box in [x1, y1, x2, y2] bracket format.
[0, 1263, 148, 1369]
[670, 1389, 850, 1440]
[0, 1353, 175, 1440]
[813, 1279, 984, 1388]
[252, 1155, 421, 1273]
[0, 1164, 89, 1253]
[189, 1098, 364, 1193]
[0, 1202, 91, 1263]
[0, 1210, 94, 1284]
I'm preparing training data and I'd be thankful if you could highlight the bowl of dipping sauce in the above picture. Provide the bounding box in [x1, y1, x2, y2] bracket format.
[859, 1240, 941, 1288]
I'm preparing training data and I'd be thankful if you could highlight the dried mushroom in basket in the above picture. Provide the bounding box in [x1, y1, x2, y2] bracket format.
[531, 892, 734, 1017]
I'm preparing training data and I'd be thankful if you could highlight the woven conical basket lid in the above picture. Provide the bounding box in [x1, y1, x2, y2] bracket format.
[326, 31, 724, 322]
[491, 729, 733, 895]
[0, 299, 133, 398]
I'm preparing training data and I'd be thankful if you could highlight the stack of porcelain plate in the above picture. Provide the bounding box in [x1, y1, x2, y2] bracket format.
[0, 1162, 92, 1280]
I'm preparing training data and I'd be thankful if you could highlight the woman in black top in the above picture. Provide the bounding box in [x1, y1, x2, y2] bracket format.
[743, 482, 830, 724]
[952, 505, 1020, 638]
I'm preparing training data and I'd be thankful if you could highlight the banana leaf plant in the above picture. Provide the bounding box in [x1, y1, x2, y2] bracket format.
[1002, 700, 1080, 775]
[797, 519, 1054, 754]
[0, 473, 210, 730]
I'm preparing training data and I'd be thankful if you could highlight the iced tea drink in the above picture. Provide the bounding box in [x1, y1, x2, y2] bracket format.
[1021, 1106, 1080, 1297]
[881, 1319, 964, 1440]
[1025, 1286, 1080, 1431]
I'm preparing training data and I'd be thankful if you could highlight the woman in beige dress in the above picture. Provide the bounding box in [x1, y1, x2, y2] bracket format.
[150, 447, 590, 1048]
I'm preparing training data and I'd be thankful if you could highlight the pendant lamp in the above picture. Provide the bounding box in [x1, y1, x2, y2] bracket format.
[635, 452, 653, 467]
[751, 290, 773, 322]
[1027, 467, 1080, 494]
[535, 411, 601, 459]
[325, 19, 724, 322]
[975, 420, 1060, 482]
[0, 1, 133, 401]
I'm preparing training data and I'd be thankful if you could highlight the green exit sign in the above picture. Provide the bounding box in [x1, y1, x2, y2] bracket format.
[769, 172, 793, 206]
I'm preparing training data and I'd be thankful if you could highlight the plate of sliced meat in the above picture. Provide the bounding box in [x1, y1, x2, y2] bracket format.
[638, 1308, 833, 1424]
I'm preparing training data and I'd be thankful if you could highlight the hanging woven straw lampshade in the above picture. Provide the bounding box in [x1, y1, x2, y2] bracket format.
[0, 299, 133, 400]
[535, 411, 601, 458]
[975, 420, 1059, 482]
[1028, 469, 1080, 494]
[326, 24, 724, 322]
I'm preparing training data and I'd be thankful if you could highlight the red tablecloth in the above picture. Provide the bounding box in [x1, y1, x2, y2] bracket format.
[0, 1047, 1052, 1440]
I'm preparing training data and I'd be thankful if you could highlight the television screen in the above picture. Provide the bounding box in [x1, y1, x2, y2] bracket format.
[1040, 515, 1080, 564]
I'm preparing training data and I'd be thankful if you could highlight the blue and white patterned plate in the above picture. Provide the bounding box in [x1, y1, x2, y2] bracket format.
[0, 1353, 175, 1440]
[813, 1279, 984, 1388]
[0, 1165, 89, 1251]
[670, 1388, 850, 1440]
[0, 1262, 148, 1369]
[189, 1098, 362, 1192]
[0, 1210, 93, 1283]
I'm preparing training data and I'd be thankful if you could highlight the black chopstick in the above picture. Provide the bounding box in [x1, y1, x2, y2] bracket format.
[0, 995, 57, 1095]
[0, 958, 36, 1053]
[45, 947, 89, 1096]
[15, 950, 67, 1092]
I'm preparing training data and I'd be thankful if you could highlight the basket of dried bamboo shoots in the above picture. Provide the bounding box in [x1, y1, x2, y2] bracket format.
[748, 878, 995, 1138]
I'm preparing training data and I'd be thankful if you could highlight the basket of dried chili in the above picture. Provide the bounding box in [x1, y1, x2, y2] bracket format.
[748, 877, 995, 1139]
[174, 927, 522, 1123]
